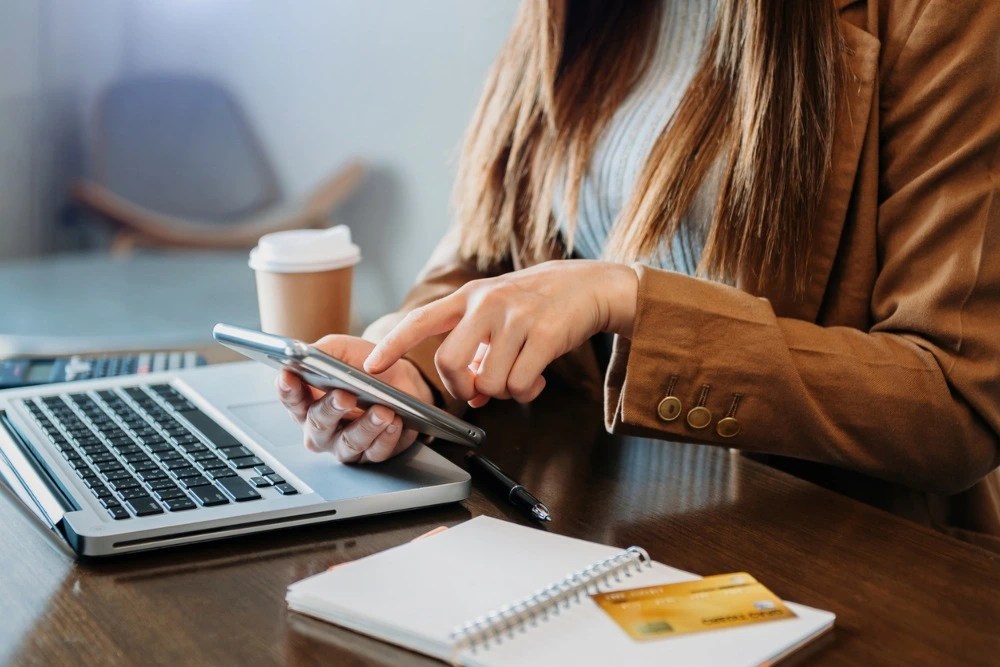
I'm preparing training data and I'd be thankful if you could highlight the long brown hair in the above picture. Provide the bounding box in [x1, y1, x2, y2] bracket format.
[453, 0, 843, 293]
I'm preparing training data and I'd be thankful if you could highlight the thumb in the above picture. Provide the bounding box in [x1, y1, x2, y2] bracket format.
[311, 335, 375, 369]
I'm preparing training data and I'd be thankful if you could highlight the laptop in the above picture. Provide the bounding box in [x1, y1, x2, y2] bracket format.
[0, 361, 470, 556]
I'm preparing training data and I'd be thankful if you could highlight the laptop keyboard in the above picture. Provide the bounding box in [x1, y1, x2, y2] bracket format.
[16, 383, 298, 520]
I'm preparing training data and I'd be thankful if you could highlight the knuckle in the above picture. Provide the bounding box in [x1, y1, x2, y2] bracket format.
[305, 411, 325, 433]
[304, 404, 327, 430]
[434, 347, 463, 374]
[355, 412, 385, 437]
[507, 375, 534, 397]
[474, 373, 505, 397]
[532, 321, 558, 342]
[512, 390, 534, 404]
[315, 396, 343, 420]
[406, 306, 429, 327]
[334, 445, 358, 463]
[460, 278, 485, 294]
[474, 285, 509, 311]
[338, 428, 368, 455]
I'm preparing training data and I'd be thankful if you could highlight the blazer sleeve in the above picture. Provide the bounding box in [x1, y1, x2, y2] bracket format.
[604, 0, 1000, 495]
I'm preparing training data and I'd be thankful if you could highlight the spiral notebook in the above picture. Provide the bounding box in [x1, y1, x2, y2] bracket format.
[286, 517, 835, 667]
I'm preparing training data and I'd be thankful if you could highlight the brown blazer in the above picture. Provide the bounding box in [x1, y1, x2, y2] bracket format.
[366, 0, 1000, 550]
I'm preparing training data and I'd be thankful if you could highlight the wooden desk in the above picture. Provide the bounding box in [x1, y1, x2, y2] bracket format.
[1, 388, 997, 666]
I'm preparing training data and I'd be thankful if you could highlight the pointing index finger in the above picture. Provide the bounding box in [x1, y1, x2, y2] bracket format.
[364, 296, 465, 373]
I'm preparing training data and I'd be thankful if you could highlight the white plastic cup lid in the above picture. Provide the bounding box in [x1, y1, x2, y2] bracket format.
[249, 226, 361, 273]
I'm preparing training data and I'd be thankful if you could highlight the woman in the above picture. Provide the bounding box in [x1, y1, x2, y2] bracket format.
[278, 1, 1000, 547]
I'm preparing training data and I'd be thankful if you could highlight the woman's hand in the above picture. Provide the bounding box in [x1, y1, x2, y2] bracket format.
[276, 335, 434, 463]
[363, 260, 638, 406]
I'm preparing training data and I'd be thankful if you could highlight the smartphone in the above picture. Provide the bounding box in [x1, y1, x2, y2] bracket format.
[212, 323, 485, 446]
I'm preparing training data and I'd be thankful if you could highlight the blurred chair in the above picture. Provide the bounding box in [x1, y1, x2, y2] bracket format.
[71, 74, 365, 253]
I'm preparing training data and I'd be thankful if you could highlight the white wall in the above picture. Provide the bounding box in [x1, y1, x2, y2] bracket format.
[120, 1, 518, 324]
[0, 1, 126, 260]
[0, 1, 46, 259]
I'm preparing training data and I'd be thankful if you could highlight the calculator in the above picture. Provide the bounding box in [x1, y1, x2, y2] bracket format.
[0, 352, 206, 389]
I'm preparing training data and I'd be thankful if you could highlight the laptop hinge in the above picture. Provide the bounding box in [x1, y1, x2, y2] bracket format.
[0, 410, 79, 528]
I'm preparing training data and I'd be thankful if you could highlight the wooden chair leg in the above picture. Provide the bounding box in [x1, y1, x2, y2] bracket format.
[110, 231, 139, 256]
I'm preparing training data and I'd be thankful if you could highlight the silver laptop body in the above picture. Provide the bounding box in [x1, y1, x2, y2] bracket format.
[0, 361, 470, 557]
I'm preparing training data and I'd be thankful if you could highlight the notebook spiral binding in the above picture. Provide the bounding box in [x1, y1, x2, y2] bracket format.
[447, 546, 651, 657]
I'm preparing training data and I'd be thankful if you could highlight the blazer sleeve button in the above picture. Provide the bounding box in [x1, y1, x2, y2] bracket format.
[686, 406, 712, 429]
[716, 416, 741, 438]
[657, 396, 682, 421]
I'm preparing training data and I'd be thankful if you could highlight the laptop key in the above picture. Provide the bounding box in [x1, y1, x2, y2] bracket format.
[253, 465, 275, 476]
[215, 476, 262, 502]
[264, 474, 285, 485]
[274, 483, 298, 496]
[119, 488, 152, 500]
[106, 505, 130, 520]
[177, 408, 243, 450]
[178, 475, 210, 490]
[230, 456, 264, 469]
[171, 466, 200, 479]
[249, 476, 272, 488]
[206, 469, 237, 480]
[219, 445, 253, 460]
[109, 479, 141, 492]
[188, 485, 230, 507]
[124, 496, 163, 516]
[154, 487, 186, 501]
[163, 497, 196, 512]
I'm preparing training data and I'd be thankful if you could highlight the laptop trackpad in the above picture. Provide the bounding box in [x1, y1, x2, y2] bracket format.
[225, 400, 453, 501]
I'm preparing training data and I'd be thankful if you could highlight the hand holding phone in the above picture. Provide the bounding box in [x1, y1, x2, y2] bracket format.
[277, 335, 431, 463]
[213, 324, 485, 465]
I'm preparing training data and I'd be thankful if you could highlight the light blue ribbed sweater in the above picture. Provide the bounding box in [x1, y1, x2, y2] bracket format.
[556, 0, 717, 272]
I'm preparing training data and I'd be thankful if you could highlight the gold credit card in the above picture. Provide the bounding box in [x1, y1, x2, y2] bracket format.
[592, 573, 797, 640]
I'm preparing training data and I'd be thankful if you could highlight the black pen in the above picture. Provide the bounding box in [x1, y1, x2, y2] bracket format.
[465, 452, 551, 522]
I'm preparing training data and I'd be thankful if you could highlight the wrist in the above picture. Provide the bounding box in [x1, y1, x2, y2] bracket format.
[604, 263, 639, 338]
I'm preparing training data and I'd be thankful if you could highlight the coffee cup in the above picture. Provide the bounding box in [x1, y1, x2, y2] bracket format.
[249, 226, 361, 342]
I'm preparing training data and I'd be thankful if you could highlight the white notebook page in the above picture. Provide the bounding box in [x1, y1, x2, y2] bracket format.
[286, 516, 834, 667]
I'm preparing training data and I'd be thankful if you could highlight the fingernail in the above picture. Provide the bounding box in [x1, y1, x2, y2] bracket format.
[365, 349, 382, 370]
[331, 392, 350, 410]
[387, 423, 399, 434]
[370, 410, 386, 426]
[278, 376, 290, 391]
